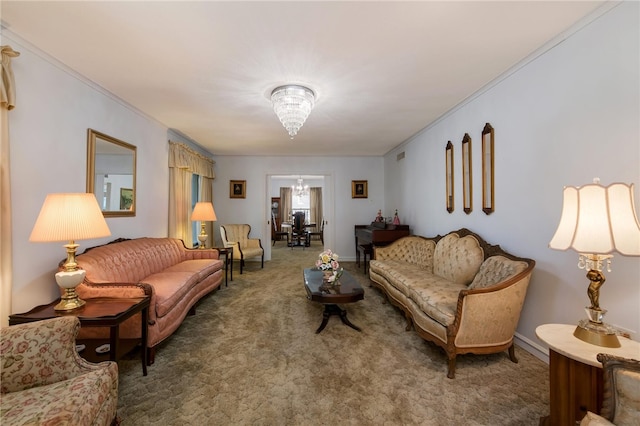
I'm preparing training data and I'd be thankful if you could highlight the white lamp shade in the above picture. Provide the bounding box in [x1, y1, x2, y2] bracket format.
[29, 193, 111, 242]
[191, 202, 217, 221]
[549, 181, 640, 256]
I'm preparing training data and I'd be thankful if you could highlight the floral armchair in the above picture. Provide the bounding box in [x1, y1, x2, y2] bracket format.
[1, 316, 119, 425]
[220, 224, 264, 274]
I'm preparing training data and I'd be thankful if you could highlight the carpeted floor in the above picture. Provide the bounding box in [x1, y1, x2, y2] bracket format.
[116, 240, 550, 425]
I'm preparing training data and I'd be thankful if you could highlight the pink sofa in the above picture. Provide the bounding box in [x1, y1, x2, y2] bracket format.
[74, 237, 224, 363]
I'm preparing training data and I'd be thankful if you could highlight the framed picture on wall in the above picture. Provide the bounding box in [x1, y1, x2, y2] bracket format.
[352, 180, 368, 198]
[119, 188, 133, 210]
[230, 180, 246, 199]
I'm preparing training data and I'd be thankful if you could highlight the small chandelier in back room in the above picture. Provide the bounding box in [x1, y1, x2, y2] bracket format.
[271, 85, 315, 138]
[292, 177, 309, 198]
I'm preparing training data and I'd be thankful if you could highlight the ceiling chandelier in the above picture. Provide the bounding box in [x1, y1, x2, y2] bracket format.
[292, 177, 309, 198]
[270, 85, 315, 138]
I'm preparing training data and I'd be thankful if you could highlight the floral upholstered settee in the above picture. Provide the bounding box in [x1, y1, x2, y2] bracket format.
[1, 317, 118, 425]
[368, 228, 535, 378]
[74, 237, 224, 363]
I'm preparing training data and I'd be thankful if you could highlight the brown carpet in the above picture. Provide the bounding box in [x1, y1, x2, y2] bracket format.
[116, 241, 550, 425]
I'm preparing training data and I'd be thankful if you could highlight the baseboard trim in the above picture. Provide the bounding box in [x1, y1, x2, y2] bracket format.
[515, 332, 549, 364]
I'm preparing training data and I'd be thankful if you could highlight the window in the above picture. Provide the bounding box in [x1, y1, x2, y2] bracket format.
[191, 174, 200, 247]
[292, 192, 310, 223]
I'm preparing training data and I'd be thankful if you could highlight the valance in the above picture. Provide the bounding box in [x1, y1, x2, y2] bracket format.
[168, 141, 215, 178]
[1, 45, 20, 110]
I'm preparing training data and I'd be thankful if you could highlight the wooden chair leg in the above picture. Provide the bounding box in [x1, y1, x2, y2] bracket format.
[508, 343, 518, 363]
[447, 357, 457, 379]
[147, 347, 156, 365]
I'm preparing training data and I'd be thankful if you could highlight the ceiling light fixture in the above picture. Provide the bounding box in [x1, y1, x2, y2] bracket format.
[292, 177, 309, 198]
[270, 85, 315, 138]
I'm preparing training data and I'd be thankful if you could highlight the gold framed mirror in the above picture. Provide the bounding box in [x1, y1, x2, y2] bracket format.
[86, 129, 136, 217]
[481, 123, 494, 215]
[462, 133, 472, 214]
[446, 141, 454, 213]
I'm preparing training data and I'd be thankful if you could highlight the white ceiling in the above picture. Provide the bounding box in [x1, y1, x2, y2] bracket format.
[1, 1, 606, 156]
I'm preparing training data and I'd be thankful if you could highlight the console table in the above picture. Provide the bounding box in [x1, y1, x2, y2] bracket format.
[9, 297, 150, 376]
[536, 323, 640, 425]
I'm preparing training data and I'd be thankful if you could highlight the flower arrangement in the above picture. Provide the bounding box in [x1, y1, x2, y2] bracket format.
[316, 249, 343, 284]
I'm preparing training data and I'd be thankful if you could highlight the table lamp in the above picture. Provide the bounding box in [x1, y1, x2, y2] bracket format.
[191, 202, 217, 249]
[29, 193, 111, 311]
[549, 178, 640, 348]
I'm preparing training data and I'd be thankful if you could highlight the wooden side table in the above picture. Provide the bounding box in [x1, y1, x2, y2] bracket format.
[9, 297, 150, 376]
[214, 246, 233, 286]
[536, 323, 640, 425]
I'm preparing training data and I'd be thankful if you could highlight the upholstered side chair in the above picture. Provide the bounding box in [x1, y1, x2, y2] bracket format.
[580, 354, 640, 426]
[220, 224, 264, 274]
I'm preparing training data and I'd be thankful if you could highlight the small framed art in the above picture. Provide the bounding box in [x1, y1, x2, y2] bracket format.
[230, 180, 246, 199]
[119, 188, 134, 210]
[352, 180, 368, 198]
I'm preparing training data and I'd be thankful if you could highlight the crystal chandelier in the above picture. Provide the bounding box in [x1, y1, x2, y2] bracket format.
[292, 177, 309, 198]
[270, 85, 315, 138]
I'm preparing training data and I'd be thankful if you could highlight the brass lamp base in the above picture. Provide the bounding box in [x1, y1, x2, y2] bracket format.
[573, 307, 620, 348]
[574, 324, 620, 348]
[197, 223, 208, 249]
[54, 269, 86, 311]
[197, 233, 208, 249]
[54, 290, 86, 311]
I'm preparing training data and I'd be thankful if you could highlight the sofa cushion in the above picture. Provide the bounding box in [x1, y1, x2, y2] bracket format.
[79, 238, 187, 283]
[432, 233, 484, 285]
[406, 277, 468, 326]
[369, 260, 432, 298]
[370, 259, 465, 326]
[375, 237, 436, 271]
[240, 247, 264, 259]
[142, 271, 202, 318]
[468, 256, 530, 289]
[163, 259, 222, 281]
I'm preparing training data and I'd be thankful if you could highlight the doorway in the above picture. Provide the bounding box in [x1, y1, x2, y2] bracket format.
[263, 173, 333, 261]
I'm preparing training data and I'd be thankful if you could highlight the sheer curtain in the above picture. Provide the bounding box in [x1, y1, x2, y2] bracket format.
[1, 45, 19, 327]
[310, 187, 323, 227]
[200, 176, 214, 247]
[168, 142, 215, 247]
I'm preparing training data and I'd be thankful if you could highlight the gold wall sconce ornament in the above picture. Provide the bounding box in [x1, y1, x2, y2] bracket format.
[445, 141, 454, 213]
[462, 133, 472, 214]
[481, 123, 494, 215]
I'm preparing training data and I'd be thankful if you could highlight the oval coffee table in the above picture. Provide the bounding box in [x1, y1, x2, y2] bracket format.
[303, 268, 364, 333]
